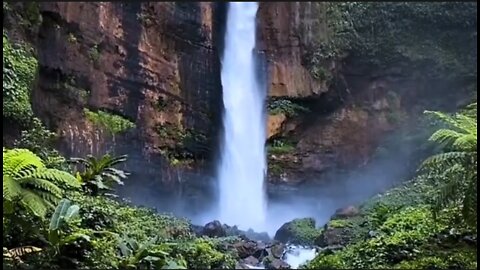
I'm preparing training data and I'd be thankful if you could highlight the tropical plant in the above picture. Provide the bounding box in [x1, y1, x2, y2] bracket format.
[47, 199, 89, 255]
[417, 102, 477, 226]
[117, 235, 167, 269]
[69, 154, 129, 196]
[3, 148, 80, 218]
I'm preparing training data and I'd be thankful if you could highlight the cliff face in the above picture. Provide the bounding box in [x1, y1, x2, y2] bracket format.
[4, 2, 471, 195]
[258, 2, 329, 98]
[5, 2, 229, 201]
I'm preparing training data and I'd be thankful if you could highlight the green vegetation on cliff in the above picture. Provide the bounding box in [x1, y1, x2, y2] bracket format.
[305, 103, 477, 269]
[306, 2, 477, 85]
[2, 32, 38, 124]
[84, 109, 136, 135]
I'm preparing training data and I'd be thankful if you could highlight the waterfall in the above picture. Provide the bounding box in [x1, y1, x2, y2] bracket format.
[218, 2, 267, 231]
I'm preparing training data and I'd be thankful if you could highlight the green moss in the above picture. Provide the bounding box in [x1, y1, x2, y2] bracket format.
[84, 108, 136, 135]
[327, 219, 352, 229]
[3, 32, 38, 124]
[276, 218, 322, 245]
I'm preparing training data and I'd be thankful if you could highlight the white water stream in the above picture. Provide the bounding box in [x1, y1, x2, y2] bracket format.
[218, 2, 267, 232]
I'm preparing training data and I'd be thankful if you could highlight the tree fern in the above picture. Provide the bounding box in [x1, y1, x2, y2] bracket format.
[418, 102, 477, 226]
[2, 148, 80, 218]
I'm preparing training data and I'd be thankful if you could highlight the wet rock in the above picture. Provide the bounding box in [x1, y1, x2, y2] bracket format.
[332, 205, 360, 219]
[190, 224, 204, 237]
[222, 224, 271, 242]
[274, 218, 320, 245]
[245, 229, 271, 242]
[270, 242, 286, 258]
[234, 240, 258, 259]
[317, 244, 344, 255]
[463, 235, 476, 246]
[368, 230, 378, 238]
[202, 220, 226, 237]
[265, 257, 290, 269]
[253, 242, 268, 260]
[243, 256, 260, 266]
[315, 223, 354, 247]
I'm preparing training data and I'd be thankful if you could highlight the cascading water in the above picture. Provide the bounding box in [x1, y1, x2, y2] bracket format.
[217, 2, 267, 231]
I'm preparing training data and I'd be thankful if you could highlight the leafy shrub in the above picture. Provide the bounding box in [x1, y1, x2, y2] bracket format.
[3, 32, 38, 124]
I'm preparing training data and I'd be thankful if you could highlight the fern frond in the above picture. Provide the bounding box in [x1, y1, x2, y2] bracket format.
[418, 152, 473, 171]
[33, 190, 60, 207]
[3, 149, 45, 178]
[18, 178, 63, 198]
[29, 168, 80, 188]
[3, 175, 22, 201]
[21, 190, 48, 218]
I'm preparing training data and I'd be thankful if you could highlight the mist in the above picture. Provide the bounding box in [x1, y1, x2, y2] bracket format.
[117, 118, 432, 236]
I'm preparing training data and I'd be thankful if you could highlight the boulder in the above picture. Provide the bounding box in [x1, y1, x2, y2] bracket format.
[243, 256, 260, 266]
[234, 240, 258, 259]
[314, 220, 355, 247]
[265, 258, 290, 269]
[274, 218, 321, 245]
[190, 224, 204, 237]
[202, 220, 226, 237]
[332, 205, 360, 219]
[270, 242, 286, 258]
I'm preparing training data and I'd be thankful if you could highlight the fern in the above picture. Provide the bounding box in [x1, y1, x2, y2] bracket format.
[2, 148, 80, 218]
[418, 102, 477, 226]
[70, 154, 129, 196]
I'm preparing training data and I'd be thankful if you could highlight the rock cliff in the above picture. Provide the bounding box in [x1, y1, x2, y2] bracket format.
[3, 2, 473, 197]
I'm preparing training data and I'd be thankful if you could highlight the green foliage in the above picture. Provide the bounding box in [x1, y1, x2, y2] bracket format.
[69, 154, 129, 196]
[22, 2, 42, 29]
[47, 199, 87, 255]
[155, 123, 210, 165]
[3, 148, 80, 218]
[167, 238, 236, 269]
[268, 98, 309, 117]
[13, 117, 69, 170]
[67, 191, 193, 242]
[84, 108, 136, 135]
[417, 103, 477, 226]
[306, 2, 477, 83]
[3, 32, 38, 124]
[276, 218, 322, 246]
[88, 44, 100, 65]
[267, 139, 296, 155]
[327, 219, 352, 229]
